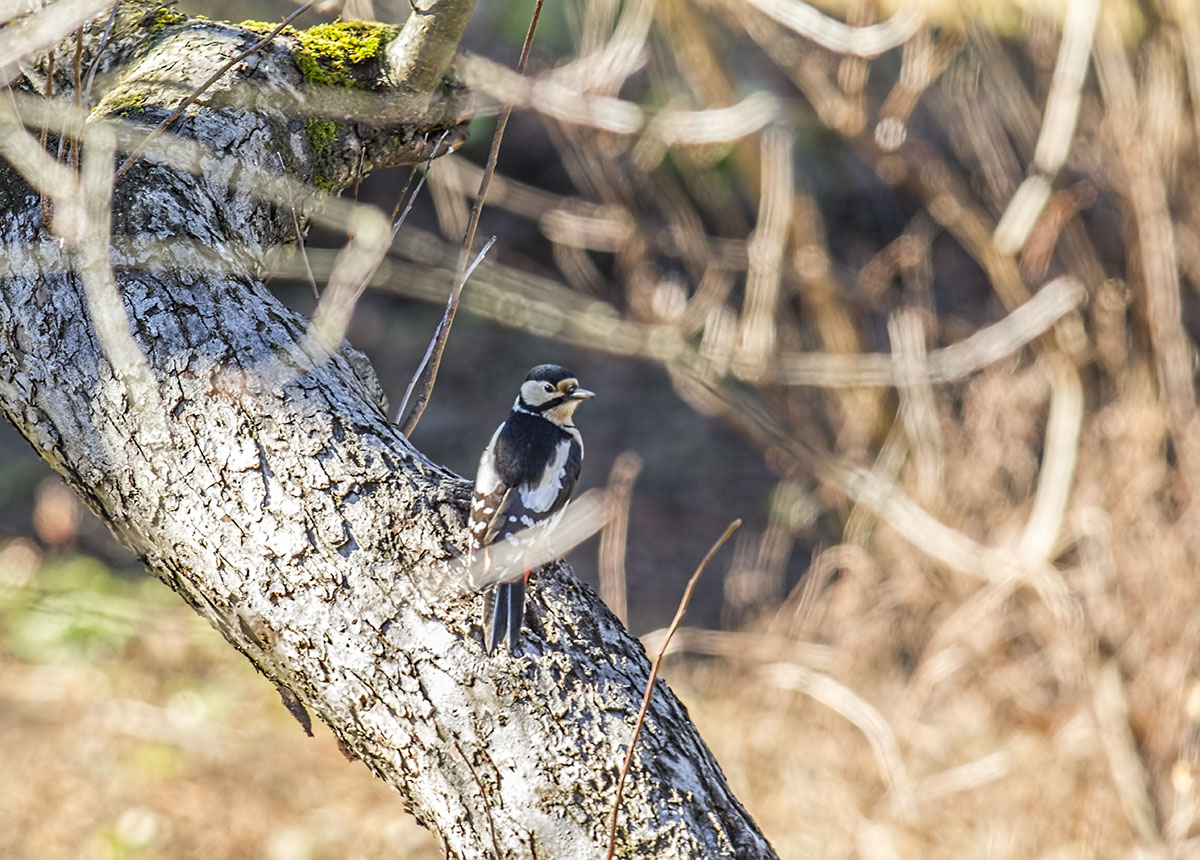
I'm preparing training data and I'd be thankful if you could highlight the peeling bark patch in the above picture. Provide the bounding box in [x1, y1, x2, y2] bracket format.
[274, 680, 314, 736]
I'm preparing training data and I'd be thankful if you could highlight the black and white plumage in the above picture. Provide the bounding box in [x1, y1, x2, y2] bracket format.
[470, 364, 594, 654]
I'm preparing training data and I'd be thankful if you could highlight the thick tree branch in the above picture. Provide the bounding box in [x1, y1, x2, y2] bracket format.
[387, 0, 477, 99]
[0, 3, 774, 858]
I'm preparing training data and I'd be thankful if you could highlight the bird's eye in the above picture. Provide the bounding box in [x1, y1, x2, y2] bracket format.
[543, 383, 554, 393]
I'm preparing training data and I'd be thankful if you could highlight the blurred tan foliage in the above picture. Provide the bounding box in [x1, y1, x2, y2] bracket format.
[6, 0, 1200, 856]
[371, 0, 1200, 855]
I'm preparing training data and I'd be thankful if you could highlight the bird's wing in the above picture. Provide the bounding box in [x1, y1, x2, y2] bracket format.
[516, 436, 580, 518]
[469, 423, 508, 547]
[478, 487, 518, 547]
[471, 424, 581, 547]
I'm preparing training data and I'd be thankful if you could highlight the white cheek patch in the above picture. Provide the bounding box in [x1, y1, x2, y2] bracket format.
[521, 380, 551, 407]
[520, 439, 572, 512]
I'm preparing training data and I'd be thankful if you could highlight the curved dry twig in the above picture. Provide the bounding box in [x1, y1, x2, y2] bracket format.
[735, 0, 923, 58]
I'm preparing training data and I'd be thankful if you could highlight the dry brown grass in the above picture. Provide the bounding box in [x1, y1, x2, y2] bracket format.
[0, 555, 444, 860]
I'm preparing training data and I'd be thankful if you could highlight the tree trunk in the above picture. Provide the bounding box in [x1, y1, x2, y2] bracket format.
[0, 3, 776, 857]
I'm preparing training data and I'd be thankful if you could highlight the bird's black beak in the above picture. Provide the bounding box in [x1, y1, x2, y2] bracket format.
[568, 386, 595, 400]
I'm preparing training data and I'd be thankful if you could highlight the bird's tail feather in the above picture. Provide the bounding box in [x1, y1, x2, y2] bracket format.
[506, 579, 525, 652]
[484, 581, 525, 655]
[485, 585, 506, 655]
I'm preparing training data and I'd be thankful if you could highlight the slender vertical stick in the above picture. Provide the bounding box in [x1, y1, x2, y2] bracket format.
[604, 519, 742, 860]
[396, 0, 545, 435]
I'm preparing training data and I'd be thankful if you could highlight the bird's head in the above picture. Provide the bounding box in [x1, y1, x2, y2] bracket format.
[516, 364, 595, 424]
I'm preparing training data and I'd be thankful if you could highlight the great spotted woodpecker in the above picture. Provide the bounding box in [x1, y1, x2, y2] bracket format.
[470, 364, 594, 654]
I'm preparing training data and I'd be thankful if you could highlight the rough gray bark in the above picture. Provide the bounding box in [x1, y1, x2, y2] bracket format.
[0, 4, 777, 858]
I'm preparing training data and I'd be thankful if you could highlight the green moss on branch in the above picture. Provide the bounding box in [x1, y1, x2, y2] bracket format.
[295, 21, 398, 88]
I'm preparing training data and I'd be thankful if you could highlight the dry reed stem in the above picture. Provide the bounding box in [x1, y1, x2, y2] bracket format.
[842, 414, 909, 546]
[0, 90, 440, 403]
[770, 276, 1084, 387]
[826, 459, 1074, 619]
[1094, 663, 1167, 852]
[874, 28, 963, 153]
[890, 308, 943, 505]
[641, 625, 836, 670]
[908, 750, 1013, 805]
[764, 662, 916, 821]
[1173, 0, 1200, 154]
[3, 92, 381, 242]
[775, 542, 880, 641]
[733, 127, 791, 379]
[598, 451, 642, 626]
[551, 0, 654, 94]
[0, 0, 112, 87]
[342, 225, 1085, 390]
[426, 158, 471, 239]
[646, 92, 782, 147]
[76, 125, 168, 446]
[306, 209, 393, 359]
[993, 0, 1099, 255]
[456, 489, 609, 592]
[1015, 354, 1083, 564]
[458, 53, 643, 133]
[0, 92, 85, 243]
[1096, 23, 1196, 430]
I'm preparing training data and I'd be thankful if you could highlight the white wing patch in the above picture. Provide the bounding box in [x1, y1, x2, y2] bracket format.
[520, 438, 573, 513]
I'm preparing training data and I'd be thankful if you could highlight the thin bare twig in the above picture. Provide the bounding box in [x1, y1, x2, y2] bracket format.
[291, 206, 319, 300]
[80, 1, 120, 107]
[276, 152, 321, 301]
[38, 50, 55, 227]
[111, 1, 316, 185]
[0, 0, 112, 88]
[604, 519, 741, 860]
[397, 0, 545, 436]
[308, 130, 451, 359]
[60, 25, 84, 164]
